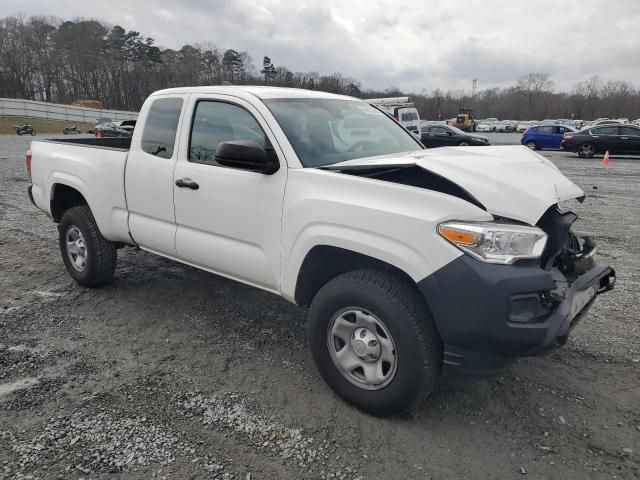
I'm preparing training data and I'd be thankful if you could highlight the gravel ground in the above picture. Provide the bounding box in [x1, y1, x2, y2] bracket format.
[0, 134, 639, 480]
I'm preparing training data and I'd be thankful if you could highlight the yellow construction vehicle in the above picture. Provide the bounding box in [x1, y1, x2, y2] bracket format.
[453, 108, 477, 132]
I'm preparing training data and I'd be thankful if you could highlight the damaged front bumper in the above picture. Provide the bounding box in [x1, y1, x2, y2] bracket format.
[417, 248, 616, 373]
[540, 263, 615, 351]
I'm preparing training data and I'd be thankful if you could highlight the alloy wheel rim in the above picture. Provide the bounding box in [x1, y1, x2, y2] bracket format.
[65, 226, 88, 272]
[580, 144, 594, 156]
[327, 308, 397, 390]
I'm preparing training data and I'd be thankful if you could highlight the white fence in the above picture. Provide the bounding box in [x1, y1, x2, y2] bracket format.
[0, 98, 138, 123]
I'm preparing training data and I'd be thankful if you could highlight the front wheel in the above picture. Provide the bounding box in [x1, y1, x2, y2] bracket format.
[59, 205, 117, 287]
[307, 270, 442, 415]
[458, 140, 470, 146]
[578, 143, 596, 158]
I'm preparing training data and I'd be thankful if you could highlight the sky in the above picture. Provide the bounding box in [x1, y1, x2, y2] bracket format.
[2, 0, 640, 93]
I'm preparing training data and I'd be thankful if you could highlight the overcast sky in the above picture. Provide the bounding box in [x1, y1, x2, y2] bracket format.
[3, 0, 639, 93]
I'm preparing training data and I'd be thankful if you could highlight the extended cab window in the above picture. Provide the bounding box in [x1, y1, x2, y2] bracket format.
[189, 101, 267, 165]
[141, 98, 183, 159]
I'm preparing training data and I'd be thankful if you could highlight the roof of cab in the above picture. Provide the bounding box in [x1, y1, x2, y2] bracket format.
[149, 85, 357, 101]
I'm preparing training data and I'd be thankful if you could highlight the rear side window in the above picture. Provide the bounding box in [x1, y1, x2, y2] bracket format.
[620, 127, 640, 136]
[141, 98, 183, 159]
[591, 126, 619, 135]
[537, 126, 554, 134]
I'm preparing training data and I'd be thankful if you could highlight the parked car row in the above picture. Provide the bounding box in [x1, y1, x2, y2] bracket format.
[520, 122, 640, 157]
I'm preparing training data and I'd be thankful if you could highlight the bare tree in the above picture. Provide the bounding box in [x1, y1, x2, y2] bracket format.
[517, 72, 554, 118]
[1, 14, 639, 120]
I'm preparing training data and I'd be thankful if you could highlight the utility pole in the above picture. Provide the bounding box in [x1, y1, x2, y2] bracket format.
[472, 78, 478, 98]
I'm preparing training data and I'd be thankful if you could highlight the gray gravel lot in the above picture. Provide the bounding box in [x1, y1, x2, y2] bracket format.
[0, 134, 639, 479]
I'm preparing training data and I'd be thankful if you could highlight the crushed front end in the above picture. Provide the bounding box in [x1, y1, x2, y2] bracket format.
[417, 205, 616, 373]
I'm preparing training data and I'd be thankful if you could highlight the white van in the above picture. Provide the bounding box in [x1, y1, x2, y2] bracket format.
[366, 97, 421, 136]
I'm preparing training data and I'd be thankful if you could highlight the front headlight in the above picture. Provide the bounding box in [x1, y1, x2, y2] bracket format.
[438, 221, 548, 264]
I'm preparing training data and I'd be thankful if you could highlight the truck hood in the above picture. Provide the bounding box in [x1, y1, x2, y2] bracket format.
[322, 145, 584, 225]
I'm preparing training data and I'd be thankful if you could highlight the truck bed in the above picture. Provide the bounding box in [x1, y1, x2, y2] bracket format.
[29, 137, 131, 244]
[40, 137, 132, 151]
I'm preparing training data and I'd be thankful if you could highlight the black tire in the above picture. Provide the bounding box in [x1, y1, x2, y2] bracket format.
[577, 143, 596, 158]
[30, 130, 36, 136]
[59, 205, 117, 287]
[16, 131, 22, 136]
[458, 140, 470, 146]
[307, 269, 442, 416]
[525, 141, 537, 150]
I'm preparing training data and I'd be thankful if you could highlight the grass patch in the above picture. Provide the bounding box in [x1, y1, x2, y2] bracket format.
[0, 116, 95, 135]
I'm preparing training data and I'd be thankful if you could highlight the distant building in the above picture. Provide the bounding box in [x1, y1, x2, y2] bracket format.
[71, 99, 104, 109]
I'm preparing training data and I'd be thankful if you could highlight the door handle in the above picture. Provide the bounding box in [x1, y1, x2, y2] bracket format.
[621, 137, 629, 140]
[175, 178, 199, 190]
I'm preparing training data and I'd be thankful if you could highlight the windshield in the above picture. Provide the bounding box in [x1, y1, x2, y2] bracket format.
[263, 98, 423, 167]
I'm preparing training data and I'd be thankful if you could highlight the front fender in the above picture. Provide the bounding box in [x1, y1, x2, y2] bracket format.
[280, 168, 493, 301]
[281, 222, 439, 302]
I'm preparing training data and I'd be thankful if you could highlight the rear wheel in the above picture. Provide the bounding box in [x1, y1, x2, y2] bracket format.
[307, 269, 442, 415]
[59, 205, 117, 287]
[578, 143, 596, 158]
[525, 141, 537, 150]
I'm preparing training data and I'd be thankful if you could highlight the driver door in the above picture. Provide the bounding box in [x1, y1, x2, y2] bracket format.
[172, 95, 288, 292]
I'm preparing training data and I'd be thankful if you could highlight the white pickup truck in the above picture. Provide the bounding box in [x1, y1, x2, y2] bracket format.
[27, 86, 615, 415]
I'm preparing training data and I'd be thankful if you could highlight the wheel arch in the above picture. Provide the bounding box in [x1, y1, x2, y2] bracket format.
[50, 183, 90, 223]
[294, 245, 421, 307]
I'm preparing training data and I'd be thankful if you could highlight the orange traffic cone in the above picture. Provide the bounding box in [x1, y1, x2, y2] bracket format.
[601, 151, 610, 166]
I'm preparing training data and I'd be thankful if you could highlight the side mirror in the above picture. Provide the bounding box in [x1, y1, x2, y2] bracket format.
[447, 131, 453, 136]
[215, 140, 279, 175]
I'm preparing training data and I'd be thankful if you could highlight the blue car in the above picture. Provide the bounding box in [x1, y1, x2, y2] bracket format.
[521, 125, 576, 150]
